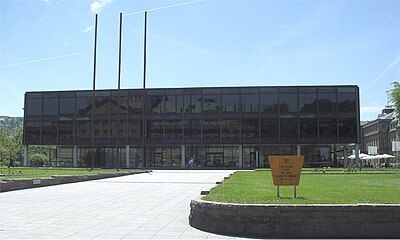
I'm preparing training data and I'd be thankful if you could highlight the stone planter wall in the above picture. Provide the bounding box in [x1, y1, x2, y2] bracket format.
[189, 198, 400, 238]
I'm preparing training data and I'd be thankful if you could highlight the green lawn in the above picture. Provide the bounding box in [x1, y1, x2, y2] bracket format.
[0, 167, 136, 181]
[203, 169, 400, 204]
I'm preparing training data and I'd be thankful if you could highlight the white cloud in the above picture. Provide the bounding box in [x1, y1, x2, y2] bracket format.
[90, 0, 112, 14]
[360, 105, 383, 114]
[83, 25, 95, 33]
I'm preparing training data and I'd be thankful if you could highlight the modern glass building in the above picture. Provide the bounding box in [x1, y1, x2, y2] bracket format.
[23, 85, 360, 169]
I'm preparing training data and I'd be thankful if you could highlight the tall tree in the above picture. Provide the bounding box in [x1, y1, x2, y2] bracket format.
[388, 81, 400, 114]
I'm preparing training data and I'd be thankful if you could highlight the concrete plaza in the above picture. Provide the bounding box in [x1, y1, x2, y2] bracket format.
[0, 170, 255, 240]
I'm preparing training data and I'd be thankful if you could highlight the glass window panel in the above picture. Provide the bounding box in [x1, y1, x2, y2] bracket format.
[128, 96, 142, 114]
[94, 120, 109, 139]
[261, 119, 278, 138]
[110, 96, 128, 114]
[184, 120, 201, 138]
[279, 93, 298, 113]
[242, 119, 259, 139]
[260, 93, 278, 113]
[110, 120, 127, 139]
[338, 93, 356, 112]
[339, 119, 357, 138]
[147, 120, 163, 139]
[59, 121, 74, 140]
[164, 95, 177, 113]
[165, 120, 182, 139]
[221, 119, 240, 139]
[280, 119, 298, 138]
[300, 119, 317, 138]
[94, 97, 110, 115]
[241, 94, 259, 113]
[183, 95, 191, 113]
[203, 119, 220, 139]
[222, 94, 239, 113]
[177, 95, 184, 113]
[128, 120, 142, 139]
[26, 92, 42, 98]
[299, 93, 317, 113]
[146, 95, 163, 114]
[43, 98, 59, 116]
[60, 98, 75, 115]
[26, 121, 41, 139]
[318, 93, 337, 113]
[27, 98, 42, 116]
[191, 95, 202, 113]
[204, 94, 221, 113]
[76, 120, 91, 139]
[77, 97, 92, 115]
[338, 87, 355, 93]
[42, 120, 58, 140]
[319, 119, 337, 138]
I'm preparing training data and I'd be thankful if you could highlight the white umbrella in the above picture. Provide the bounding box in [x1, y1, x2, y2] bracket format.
[378, 153, 394, 158]
[348, 153, 369, 159]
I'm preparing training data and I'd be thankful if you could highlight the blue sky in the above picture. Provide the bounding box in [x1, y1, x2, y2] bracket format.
[1, 0, 400, 120]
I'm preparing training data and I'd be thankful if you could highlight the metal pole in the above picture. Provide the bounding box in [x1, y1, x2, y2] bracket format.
[116, 12, 123, 171]
[294, 185, 296, 198]
[277, 186, 280, 198]
[142, 11, 147, 168]
[91, 13, 98, 171]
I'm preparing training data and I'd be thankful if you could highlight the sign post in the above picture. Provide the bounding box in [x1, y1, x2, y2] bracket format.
[269, 156, 304, 198]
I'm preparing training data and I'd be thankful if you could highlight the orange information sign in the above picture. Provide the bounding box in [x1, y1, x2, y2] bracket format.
[269, 156, 304, 186]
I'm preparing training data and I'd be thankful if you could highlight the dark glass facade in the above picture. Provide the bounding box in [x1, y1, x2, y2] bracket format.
[24, 86, 360, 168]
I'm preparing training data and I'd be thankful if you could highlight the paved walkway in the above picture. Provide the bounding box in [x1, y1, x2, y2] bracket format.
[0, 170, 252, 239]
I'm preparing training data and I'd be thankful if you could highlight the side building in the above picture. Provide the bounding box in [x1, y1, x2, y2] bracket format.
[361, 106, 400, 157]
[23, 85, 360, 169]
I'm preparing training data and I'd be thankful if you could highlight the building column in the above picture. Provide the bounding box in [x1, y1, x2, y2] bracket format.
[23, 145, 28, 166]
[125, 145, 130, 168]
[343, 147, 348, 167]
[239, 145, 243, 168]
[255, 151, 259, 168]
[297, 145, 301, 156]
[181, 145, 186, 168]
[73, 145, 78, 168]
[355, 144, 360, 167]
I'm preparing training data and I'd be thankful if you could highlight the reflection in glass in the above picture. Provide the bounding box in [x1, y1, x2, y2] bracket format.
[77, 97, 92, 115]
[43, 98, 59, 116]
[260, 93, 278, 113]
[339, 119, 357, 138]
[191, 95, 202, 113]
[242, 119, 259, 139]
[42, 120, 57, 140]
[261, 119, 278, 138]
[241, 94, 259, 113]
[164, 95, 177, 113]
[147, 120, 163, 139]
[94, 97, 111, 115]
[204, 95, 221, 113]
[279, 93, 297, 113]
[221, 119, 240, 139]
[319, 119, 337, 138]
[203, 119, 220, 139]
[221, 95, 239, 113]
[280, 119, 298, 138]
[27, 99, 42, 116]
[26, 121, 41, 139]
[147, 96, 163, 114]
[338, 93, 356, 112]
[318, 93, 336, 113]
[183, 120, 201, 139]
[59, 121, 73, 140]
[129, 120, 141, 139]
[60, 98, 75, 115]
[300, 119, 317, 138]
[299, 93, 317, 113]
[110, 96, 128, 114]
[128, 96, 142, 114]
[165, 120, 182, 139]
[76, 120, 91, 139]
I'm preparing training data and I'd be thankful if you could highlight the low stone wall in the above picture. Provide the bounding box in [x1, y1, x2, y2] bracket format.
[0, 171, 146, 192]
[189, 198, 400, 238]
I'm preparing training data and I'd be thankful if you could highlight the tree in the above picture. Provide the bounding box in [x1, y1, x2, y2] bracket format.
[0, 126, 23, 166]
[388, 81, 400, 114]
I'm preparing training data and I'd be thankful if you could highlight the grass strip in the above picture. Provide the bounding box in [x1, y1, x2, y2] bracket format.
[203, 170, 400, 204]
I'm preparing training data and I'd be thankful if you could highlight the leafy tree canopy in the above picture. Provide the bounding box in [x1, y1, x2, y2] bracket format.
[388, 81, 400, 115]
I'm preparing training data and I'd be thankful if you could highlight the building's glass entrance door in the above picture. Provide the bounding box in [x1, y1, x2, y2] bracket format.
[206, 152, 224, 167]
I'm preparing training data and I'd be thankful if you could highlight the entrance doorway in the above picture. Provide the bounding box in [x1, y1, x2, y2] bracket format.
[206, 152, 224, 167]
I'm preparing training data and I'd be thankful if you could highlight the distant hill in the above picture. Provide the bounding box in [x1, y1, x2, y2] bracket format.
[0, 116, 23, 131]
